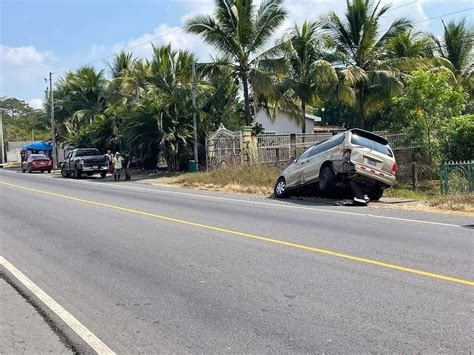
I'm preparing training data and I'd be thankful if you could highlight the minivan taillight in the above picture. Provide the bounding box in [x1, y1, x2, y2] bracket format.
[391, 163, 398, 175]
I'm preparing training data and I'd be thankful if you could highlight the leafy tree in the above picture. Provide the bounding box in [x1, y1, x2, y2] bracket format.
[391, 71, 467, 166]
[186, 0, 287, 125]
[320, 0, 413, 128]
[440, 114, 474, 162]
[0, 97, 49, 141]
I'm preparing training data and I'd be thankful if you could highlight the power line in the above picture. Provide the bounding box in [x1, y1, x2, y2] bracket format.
[52, 27, 183, 74]
[413, 7, 474, 24]
[388, 1, 418, 12]
[51, 7, 473, 75]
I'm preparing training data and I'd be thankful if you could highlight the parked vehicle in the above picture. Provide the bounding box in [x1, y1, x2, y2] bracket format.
[274, 129, 397, 201]
[61, 148, 108, 178]
[21, 154, 53, 173]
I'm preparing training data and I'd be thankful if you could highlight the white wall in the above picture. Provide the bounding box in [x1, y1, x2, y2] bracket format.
[255, 110, 314, 134]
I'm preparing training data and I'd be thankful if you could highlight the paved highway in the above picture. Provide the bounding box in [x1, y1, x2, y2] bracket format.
[0, 169, 472, 353]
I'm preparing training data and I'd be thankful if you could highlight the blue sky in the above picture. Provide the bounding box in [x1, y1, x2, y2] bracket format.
[1, 0, 472, 107]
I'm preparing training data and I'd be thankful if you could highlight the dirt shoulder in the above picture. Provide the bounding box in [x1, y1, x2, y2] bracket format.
[137, 172, 474, 218]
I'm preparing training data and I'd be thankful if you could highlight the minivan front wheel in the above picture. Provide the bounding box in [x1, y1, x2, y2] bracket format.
[274, 177, 288, 198]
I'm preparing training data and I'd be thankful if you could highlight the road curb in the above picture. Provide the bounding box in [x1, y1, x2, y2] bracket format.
[0, 267, 95, 354]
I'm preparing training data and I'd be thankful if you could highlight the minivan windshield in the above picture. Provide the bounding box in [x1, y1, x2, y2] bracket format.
[351, 134, 393, 157]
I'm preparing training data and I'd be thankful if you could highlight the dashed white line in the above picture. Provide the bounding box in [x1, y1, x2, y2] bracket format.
[0, 256, 115, 355]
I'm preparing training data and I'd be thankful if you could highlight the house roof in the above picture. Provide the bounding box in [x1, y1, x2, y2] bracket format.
[305, 113, 321, 122]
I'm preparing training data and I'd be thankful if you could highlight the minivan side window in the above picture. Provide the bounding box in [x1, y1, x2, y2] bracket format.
[297, 146, 314, 161]
[309, 134, 345, 157]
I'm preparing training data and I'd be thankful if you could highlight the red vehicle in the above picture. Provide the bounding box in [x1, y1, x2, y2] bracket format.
[21, 154, 53, 173]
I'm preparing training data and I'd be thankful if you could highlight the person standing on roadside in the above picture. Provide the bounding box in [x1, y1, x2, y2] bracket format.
[112, 152, 124, 181]
[106, 150, 114, 175]
[124, 153, 131, 181]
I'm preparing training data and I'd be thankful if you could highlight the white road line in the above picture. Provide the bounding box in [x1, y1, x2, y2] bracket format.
[0, 171, 462, 228]
[0, 256, 115, 355]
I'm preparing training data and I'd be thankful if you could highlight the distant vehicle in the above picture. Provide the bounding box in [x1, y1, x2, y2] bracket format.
[274, 129, 397, 201]
[61, 148, 108, 179]
[21, 154, 53, 173]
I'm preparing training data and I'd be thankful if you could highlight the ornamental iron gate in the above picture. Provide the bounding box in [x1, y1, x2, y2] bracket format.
[206, 125, 242, 170]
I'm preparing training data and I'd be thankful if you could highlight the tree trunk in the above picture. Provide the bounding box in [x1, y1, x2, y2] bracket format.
[356, 85, 365, 129]
[241, 71, 252, 126]
[301, 101, 306, 134]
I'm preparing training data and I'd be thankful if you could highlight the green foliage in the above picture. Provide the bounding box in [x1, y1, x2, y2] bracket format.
[0, 97, 49, 141]
[391, 71, 467, 165]
[186, 0, 287, 125]
[440, 114, 474, 161]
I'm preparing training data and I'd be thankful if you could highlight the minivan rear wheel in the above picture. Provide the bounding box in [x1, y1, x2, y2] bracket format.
[319, 166, 335, 193]
[274, 177, 288, 198]
[368, 188, 384, 201]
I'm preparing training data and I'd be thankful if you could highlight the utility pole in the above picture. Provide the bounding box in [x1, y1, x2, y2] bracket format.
[49, 72, 57, 169]
[191, 61, 198, 165]
[0, 108, 5, 165]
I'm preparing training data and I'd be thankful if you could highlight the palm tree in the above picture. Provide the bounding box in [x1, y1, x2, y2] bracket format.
[55, 66, 108, 132]
[271, 21, 340, 132]
[107, 51, 139, 104]
[386, 30, 433, 58]
[430, 19, 473, 76]
[320, 0, 412, 128]
[186, 0, 287, 126]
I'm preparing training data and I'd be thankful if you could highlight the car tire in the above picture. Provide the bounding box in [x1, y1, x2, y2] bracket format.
[274, 177, 288, 198]
[319, 166, 335, 193]
[100, 171, 107, 178]
[368, 188, 384, 201]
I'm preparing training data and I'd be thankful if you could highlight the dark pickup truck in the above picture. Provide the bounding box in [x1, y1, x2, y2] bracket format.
[61, 148, 108, 178]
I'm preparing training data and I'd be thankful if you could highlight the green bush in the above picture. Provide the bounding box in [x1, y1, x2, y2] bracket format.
[441, 114, 474, 161]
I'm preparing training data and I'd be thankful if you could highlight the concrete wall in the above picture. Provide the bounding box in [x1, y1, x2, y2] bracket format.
[5, 141, 32, 162]
[255, 110, 314, 134]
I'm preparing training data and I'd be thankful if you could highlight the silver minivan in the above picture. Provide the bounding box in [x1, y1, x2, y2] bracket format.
[274, 129, 397, 201]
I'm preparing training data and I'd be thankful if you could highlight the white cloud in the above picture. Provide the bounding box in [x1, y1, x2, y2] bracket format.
[0, 44, 54, 101]
[27, 98, 44, 109]
[94, 0, 430, 66]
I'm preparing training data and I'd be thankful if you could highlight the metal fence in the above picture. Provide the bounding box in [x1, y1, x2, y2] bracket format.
[439, 160, 473, 194]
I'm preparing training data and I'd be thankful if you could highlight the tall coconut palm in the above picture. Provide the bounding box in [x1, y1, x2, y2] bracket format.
[430, 19, 473, 76]
[271, 21, 341, 132]
[186, 0, 287, 125]
[320, 0, 412, 128]
[55, 66, 108, 132]
[386, 30, 434, 58]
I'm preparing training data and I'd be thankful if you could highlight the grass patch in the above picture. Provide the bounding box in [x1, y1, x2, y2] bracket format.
[174, 165, 280, 195]
[429, 193, 474, 212]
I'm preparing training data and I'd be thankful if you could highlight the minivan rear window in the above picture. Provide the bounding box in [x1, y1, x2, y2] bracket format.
[351, 134, 393, 157]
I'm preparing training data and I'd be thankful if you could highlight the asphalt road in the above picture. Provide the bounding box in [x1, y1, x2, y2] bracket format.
[0, 169, 472, 353]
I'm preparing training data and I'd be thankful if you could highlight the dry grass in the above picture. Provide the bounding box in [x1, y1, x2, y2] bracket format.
[429, 193, 474, 212]
[171, 165, 280, 195]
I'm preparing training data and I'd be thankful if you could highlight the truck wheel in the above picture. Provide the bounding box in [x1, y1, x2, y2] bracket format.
[61, 167, 69, 178]
[274, 177, 288, 198]
[74, 167, 81, 179]
[319, 166, 335, 193]
[100, 171, 107, 178]
[368, 188, 384, 201]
